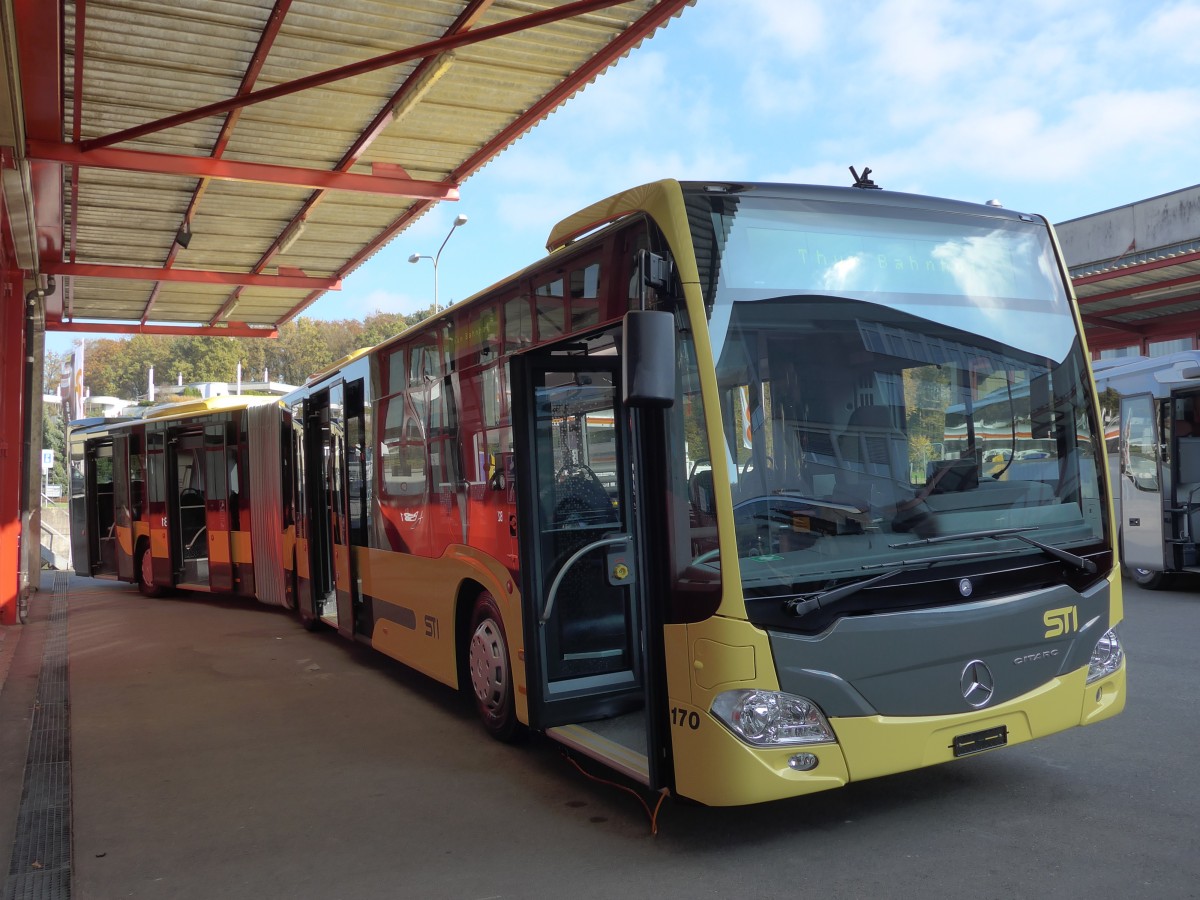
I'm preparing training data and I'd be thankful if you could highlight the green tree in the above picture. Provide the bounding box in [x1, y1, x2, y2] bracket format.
[41, 393, 67, 493]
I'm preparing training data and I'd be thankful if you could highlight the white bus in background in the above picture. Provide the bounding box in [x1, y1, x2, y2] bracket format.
[1093, 351, 1200, 589]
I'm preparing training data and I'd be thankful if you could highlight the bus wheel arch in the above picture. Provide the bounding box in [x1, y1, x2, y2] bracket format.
[135, 538, 165, 598]
[463, 585, 524, 743]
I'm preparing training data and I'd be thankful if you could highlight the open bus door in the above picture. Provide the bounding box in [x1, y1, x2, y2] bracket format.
[112, 433, 135, 581]
[171, 429, 209, 587]
[1119, 394, 1166, 576]
[304, 382, 358, 636]
[203, 423, 235, 592]
[511, 348, 668, 791]
[83, 437, 118, 577]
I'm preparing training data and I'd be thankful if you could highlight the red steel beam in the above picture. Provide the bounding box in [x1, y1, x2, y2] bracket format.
[279, 0, 694, 324]
[82, 0, 634, 151]
[208, 0, 497, 325]
[1081, 315, 1145, 335]
[27, 141, 460, 200]
[1076, 271, 1200, 309]
[143, 0, 294, 324]
[1073, 249, 1200, 288]
[46, 320, 279, 339]
[44, 261, 340, 291]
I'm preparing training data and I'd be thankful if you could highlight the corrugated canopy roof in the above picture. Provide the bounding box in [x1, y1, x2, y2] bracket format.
[1057, 184, 1200, 352]
[1, 0, 693, 338]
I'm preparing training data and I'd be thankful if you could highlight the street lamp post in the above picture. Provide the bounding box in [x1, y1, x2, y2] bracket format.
[409, 213, 468, 313]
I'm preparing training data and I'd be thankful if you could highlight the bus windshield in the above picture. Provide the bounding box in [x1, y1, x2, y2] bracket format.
[690, 192, 1106, 599]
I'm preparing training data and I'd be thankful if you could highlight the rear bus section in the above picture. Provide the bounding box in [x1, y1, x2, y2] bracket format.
[70, 397, 294, 607]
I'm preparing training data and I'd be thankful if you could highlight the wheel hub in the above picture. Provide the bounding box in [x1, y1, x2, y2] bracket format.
[469, 618, 507, 711]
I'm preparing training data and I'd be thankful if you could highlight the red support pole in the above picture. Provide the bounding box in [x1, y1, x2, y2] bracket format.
[0, 257, 25, 625]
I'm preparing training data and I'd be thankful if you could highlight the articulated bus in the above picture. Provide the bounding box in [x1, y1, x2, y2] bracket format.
[68, 395, 294, 606]
[1093, 350, 1200, 590]
[70, 179, 1126, 807]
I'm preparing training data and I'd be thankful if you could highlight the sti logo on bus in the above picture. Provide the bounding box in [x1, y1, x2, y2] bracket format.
[1043, 605, 1079, 639]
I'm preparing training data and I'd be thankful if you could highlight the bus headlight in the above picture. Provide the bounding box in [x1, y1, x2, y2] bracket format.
[1086, 629, 1124, 684]
[710, 689, 835, 747]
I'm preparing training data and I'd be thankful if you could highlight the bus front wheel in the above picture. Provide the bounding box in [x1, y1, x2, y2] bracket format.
[136, 541, 165, 598]
[467, 592, 523, 742]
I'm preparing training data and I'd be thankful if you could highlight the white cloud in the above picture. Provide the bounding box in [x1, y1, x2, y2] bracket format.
[1138, 2, 1200, 64]
[700, 0, 827, 60]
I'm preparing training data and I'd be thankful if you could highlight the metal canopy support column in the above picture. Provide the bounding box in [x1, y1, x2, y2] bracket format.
[0, 265, 26, 625]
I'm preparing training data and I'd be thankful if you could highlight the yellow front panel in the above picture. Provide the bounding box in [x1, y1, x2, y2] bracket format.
[670, 700, 850, 806]
[831, 666, 1122, 782]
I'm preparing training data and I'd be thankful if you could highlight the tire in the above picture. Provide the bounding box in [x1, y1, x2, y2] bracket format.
[467, 592, 523, 742]
[136, 540, 165, 598]
[1132, 567, 1173, 590]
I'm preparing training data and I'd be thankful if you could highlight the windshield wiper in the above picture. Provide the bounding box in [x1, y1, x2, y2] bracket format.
[890, 527, 1097, 574]
[785, 568, 904, 617]
[785, 547, 1024, 618]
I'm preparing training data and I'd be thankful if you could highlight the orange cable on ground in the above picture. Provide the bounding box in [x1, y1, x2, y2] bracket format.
[561, 752, 669, 835]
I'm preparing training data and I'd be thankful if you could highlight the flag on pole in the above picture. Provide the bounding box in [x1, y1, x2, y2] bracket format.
[70, 341, 86, 421]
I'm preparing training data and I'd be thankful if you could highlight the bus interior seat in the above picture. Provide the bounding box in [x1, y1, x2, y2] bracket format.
[551, 465, 614, 528]
[838, 406, 907, 475]
[836, 406, 914, 513]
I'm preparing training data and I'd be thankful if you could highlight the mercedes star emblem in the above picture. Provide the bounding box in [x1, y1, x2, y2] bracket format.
[960, 659, 995, 708]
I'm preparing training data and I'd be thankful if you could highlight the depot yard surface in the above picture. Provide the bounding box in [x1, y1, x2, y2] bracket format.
[1, 573, 1195, 900]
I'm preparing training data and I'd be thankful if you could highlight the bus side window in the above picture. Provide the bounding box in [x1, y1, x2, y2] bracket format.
[535, 278, 565, 342]
[569, 262, 601, 332]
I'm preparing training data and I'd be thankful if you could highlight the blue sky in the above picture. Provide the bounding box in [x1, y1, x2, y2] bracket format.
[49, 0, 1200, 353]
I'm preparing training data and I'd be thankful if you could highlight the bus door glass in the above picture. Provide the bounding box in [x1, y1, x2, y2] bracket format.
[324, 381, 358, 636]
[1119, 394, 1164, 572]
[515, 354, 646, 729]
[112, 432, 135, 580]
[204, 423, 234, 592]
[173, 429, 209, 586]
[86, 438, 117, 576]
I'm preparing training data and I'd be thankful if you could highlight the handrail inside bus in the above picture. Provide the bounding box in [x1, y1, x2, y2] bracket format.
[540, 534, 629, 624]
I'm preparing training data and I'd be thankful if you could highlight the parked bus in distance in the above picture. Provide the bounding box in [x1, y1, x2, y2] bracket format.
[1093, 350, 1200, 590]
[69, 395, 295, 607]
[71, 179, 1126, 807]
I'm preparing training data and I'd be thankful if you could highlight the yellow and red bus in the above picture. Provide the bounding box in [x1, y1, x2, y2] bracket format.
[71, 179, 1126, 806]
[68, 394, 294, 606]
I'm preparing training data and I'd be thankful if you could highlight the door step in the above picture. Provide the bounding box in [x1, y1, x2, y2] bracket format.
[546, 723, 649, 784]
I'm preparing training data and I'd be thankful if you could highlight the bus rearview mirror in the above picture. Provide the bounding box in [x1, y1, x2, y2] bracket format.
[623, 310, 675, 408]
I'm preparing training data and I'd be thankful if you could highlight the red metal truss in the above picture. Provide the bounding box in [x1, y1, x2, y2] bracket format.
[43, 261, 340, 291]
[1076, 272, 1200, 311]
[27, 141, 461, 200]
[207, 0, 497, 326]
[1079, 315, 1144, 336]
[279, 0, 694, 325]
[48, 321, 279, 339]
[1073, 249, 1200, 288]
[82, 0, 637, 152]
[141, 0, 292, 324]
